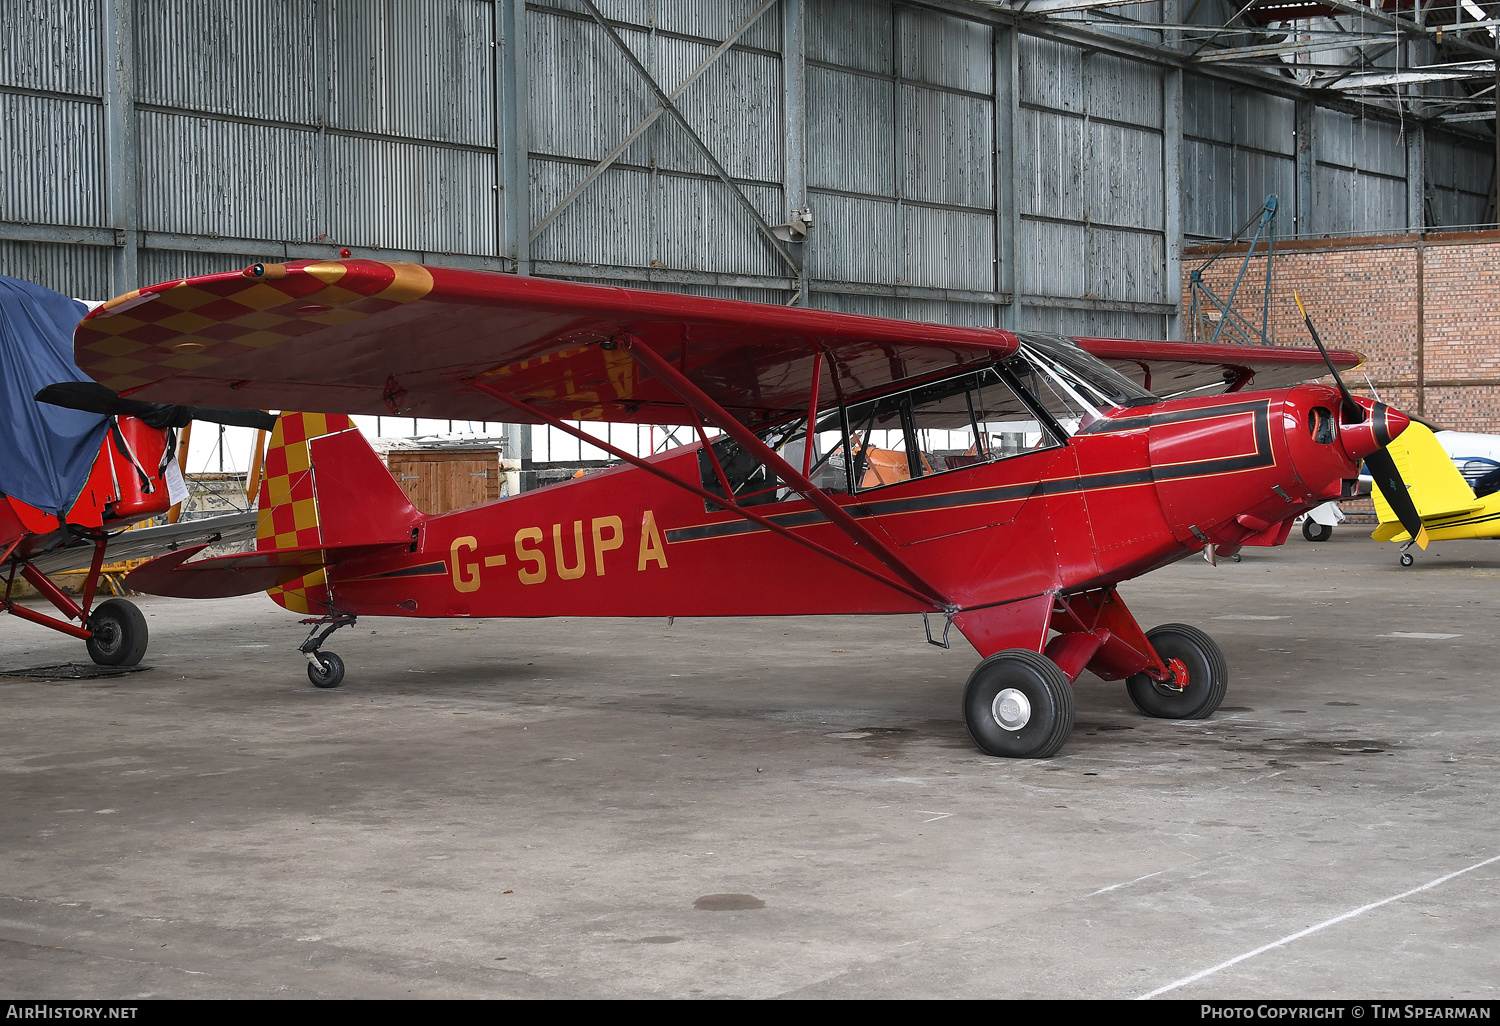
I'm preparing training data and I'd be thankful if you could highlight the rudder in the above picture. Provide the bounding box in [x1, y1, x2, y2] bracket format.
[1371, 421, 1479, 541]
[256, 413, 420, 613]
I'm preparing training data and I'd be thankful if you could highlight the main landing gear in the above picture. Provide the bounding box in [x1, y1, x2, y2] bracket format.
[963, 650, 1075, 759]
[85, 598, 149, 667]
[1123, 623, 1229, 720]
[1303, 519, 1333, 542]
[298, 611, 356, 688]
[956, 591, 1230, 758]
[3, 540, 149, 668]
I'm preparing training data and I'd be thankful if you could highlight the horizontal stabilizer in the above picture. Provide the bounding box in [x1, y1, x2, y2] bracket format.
[126, 541, 406, 599]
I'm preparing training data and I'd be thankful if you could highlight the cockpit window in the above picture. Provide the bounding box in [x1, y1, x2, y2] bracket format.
[1012, 333, 1157, 413]
[693, 334, 1158, 507]
[844, 367, 1063, 492]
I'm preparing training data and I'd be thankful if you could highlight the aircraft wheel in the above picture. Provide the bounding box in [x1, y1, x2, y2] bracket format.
[85, 599, 148, 667]
[307, 651, 345, 689]
[1126, 624, 1227, 720]
[962, 649, 1074, 759]
[1400, 552, 1415, 567]
[1303, 520, 1333, 542]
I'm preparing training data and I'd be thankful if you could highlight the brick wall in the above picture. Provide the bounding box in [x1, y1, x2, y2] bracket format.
[1183, 230, 1500, 434]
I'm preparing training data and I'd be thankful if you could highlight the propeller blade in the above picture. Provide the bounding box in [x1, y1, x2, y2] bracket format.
[1365, 447, 1429, 550]
[1294, 296, 1426, 550]
[1294, 292, 1363, 424]
[35, 382, 276, 431]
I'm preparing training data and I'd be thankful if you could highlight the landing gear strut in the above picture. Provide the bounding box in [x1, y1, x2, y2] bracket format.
[298, 611, 355, 688]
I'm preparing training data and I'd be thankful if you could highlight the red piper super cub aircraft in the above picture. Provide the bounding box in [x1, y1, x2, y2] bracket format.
[54, 260, 1428, 758]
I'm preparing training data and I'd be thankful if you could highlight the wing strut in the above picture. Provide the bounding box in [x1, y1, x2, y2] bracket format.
[621, 338, 953, 610]
[467, 382, 943, 610]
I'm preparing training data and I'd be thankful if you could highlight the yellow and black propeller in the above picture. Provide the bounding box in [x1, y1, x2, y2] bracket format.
[1295, 293, 1428, 550]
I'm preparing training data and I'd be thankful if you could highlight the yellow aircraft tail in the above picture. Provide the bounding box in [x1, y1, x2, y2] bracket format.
[1370, 422, 1480, 543]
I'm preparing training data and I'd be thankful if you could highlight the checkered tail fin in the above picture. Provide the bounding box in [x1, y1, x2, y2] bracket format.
[255, 412, 417, 614]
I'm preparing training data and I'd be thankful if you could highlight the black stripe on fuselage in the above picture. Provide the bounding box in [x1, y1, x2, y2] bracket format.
[664, 401, 1273, 544]
[358, 561, 447, 579]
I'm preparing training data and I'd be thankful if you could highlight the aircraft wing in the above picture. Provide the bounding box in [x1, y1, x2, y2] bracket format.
[74, 260, 1362, 428]
[74, 261, 1017, 429]
[28, 510, 259, 575]
[1077, 337, 1362, 398]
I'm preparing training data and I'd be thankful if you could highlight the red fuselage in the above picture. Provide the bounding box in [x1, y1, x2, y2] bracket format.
[317, 383, 1368, 623]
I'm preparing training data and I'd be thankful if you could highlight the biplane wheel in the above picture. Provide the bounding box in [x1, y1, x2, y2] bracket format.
[85, 599, 148, 667]
[1400, 552, 1415, 567]
[1125, 624, 1227, 720]
[1303, 520, 1333, 542]
[307, 651, 345, 689]
[962, 649, 1075, 759]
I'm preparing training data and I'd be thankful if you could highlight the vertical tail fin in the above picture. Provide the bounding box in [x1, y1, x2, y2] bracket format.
[1370, 421, 1479, 542]
[256, 413, 419, 613]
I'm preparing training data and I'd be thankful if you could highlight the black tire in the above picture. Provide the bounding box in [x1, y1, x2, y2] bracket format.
[1400, 551, 1415, 567]
[1126, 623, 1228, 720]
[962, 649, 1075, 759]
[308, 651, 345, 689]
[85, 598, 148, 667]
[1303, 520, 1333, 542]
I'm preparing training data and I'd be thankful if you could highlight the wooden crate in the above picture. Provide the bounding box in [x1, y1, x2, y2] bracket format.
[386, 448, 501, 515]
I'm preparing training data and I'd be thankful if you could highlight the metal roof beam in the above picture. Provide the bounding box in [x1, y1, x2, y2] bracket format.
[1012, 0, 1167, 13]
[1193, 34, 1377, 61]
[1328, 60, 1495, 87]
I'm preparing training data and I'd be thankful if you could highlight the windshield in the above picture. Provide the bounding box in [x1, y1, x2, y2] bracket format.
[1013, 333, 1157, 410]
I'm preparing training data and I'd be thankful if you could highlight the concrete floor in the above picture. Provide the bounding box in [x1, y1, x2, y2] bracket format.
[2, 530, 1497, 999]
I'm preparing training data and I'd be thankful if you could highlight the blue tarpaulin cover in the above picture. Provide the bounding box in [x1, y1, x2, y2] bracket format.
[0, 275, 108, 516]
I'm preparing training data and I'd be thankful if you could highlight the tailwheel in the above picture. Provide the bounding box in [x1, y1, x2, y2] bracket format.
[1125, 623, 1228, 720]
[307, 651, 345, 689]
[962, 649, 1075, 759]
[85, 598, 148, 667]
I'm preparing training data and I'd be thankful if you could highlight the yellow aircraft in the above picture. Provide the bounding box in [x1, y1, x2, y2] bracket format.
[1371, 421, 1500, 565]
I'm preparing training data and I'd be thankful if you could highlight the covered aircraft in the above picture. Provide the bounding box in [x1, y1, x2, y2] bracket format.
[1, 275, 266, 665]
[59, 259, 1424, 758]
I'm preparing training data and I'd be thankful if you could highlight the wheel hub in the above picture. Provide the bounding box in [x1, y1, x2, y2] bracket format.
[1152, 657, 1190, 695]
[92, 621, 119, 654]
[991, 687, 1031, 731]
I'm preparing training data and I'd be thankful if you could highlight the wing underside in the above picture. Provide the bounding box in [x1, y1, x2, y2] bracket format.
[75, 260, 1364, 428]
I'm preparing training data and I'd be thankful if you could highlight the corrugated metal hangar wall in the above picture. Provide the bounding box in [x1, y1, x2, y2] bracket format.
[3, 0, 1494, 345]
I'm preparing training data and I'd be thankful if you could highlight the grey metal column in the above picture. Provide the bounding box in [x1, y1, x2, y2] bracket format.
[1162, 1, 1183, 341]
[500, 0, 530, 275]
[1295, 99, 1316, 238]
[783, 0, 808, 306]
[1406, 122, 1426, 233]
[101, 0, 138, 295]
[995, 23, 1019, 331]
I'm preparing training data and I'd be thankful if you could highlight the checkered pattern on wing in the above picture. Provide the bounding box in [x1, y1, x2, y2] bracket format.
[75, 261, 429, 392]
[256, 412, 353, 614]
